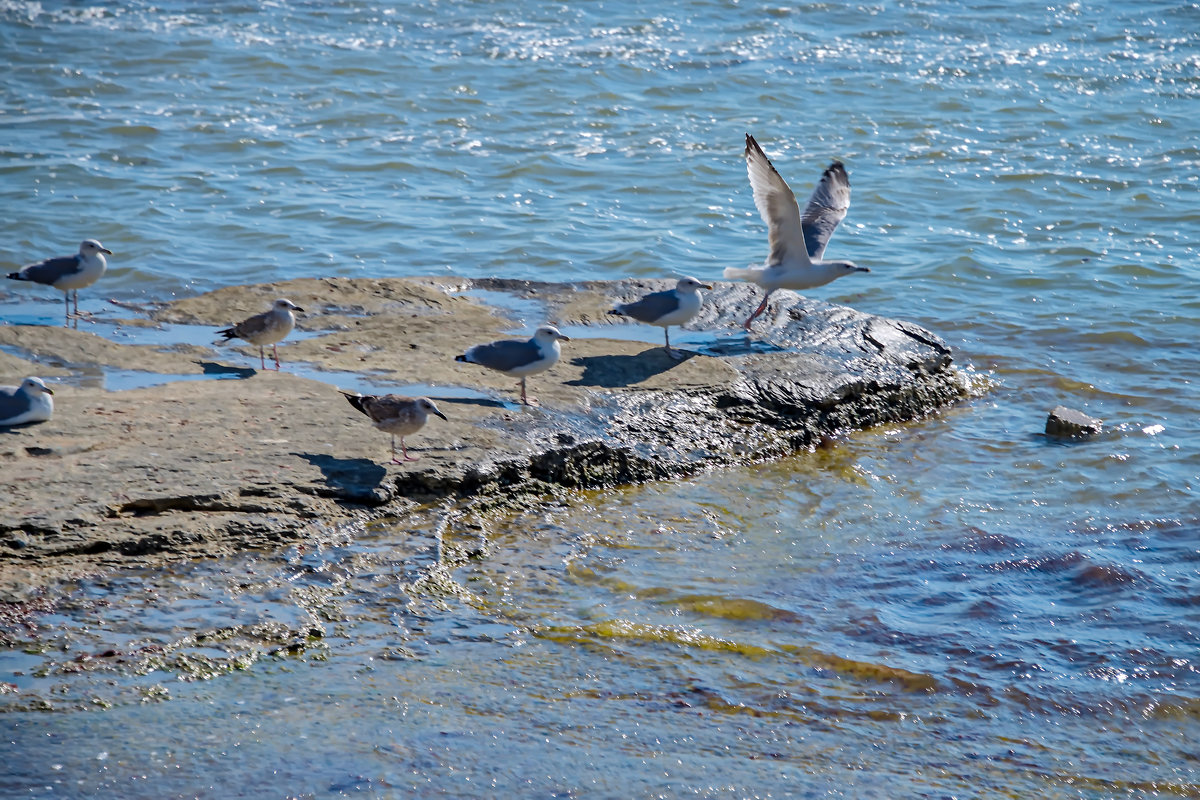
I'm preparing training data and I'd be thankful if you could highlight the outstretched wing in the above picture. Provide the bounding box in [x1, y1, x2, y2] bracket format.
[745, 133, 809, 268]
[802, 161, 851, 260]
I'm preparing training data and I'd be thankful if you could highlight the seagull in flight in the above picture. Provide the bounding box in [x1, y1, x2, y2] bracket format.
[724, 134, 868, 330]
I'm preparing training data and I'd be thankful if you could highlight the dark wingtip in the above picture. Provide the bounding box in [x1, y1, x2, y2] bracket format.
[607, 308, 623, 317]
[216, 328, 236, 340]
[454, 354, 469, 363]
[6, 272, 24, 281]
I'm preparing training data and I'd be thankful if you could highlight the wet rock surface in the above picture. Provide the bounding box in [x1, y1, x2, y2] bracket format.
[0, 277, 965, 598]
[1045, 405, 1103, 438]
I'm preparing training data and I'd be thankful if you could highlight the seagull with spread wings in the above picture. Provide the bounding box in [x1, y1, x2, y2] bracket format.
[724, 134, 868, 330]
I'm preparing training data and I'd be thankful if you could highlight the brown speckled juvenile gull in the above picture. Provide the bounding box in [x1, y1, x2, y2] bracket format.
[724, 133, 869, 330]
[7, 239, 112, 325]
[455, 325, 570, 406]
[0, 377, 54, 426]
[609, 276, 712, 360]
[216, 298, 304, 370]
[341, 393, 447, 463]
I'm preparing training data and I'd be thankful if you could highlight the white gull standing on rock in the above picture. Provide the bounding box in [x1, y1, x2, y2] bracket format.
[341, 393, 447, 464]
[0, 377, 54, 426]
[6, 239, 112, 325]
[455, 325, 571, 406]
[216, 298, 304, 371]
[724, 133, 868, 330]
[608, 276, 713, 360]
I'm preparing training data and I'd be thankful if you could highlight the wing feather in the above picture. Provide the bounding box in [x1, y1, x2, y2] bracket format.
[801, 161, 851, 260]
[745, 134, 810, 268]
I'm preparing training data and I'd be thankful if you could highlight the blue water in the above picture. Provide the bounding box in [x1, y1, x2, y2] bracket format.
[2, 0, 1199, 796]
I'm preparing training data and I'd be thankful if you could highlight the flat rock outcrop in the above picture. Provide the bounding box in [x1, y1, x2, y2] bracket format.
[0, 277, 966, 598]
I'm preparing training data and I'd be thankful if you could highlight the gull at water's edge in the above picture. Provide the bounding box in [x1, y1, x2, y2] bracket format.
[6, 239, 113, 326]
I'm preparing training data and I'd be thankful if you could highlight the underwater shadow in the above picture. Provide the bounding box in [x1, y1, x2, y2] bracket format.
[567, 348, 695, 388]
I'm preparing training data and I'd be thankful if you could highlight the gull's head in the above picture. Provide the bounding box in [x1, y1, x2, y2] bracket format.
[417, 397, 448, 421]
[81, 239, 113, 256]
[834, 260, 869, 275]
[533, 325, 571, 343]
[21, 377, 53, 396]
[676, 276, 714, 293]
[274, 298, 305, 313]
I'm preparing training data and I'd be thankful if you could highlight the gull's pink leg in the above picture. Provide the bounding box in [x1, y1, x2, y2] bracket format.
[743, 291, 773, 331]
[63, 292, 70, 327]
[389, 434, 419, 464]
[664, 327, 683, 360]
[272, 343, 281, 371]
[258, 346, 267, 370]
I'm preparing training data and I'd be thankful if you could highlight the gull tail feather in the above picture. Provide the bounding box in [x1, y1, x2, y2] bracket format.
[723, 266, 763, 281]
[340, 391, 369, 416]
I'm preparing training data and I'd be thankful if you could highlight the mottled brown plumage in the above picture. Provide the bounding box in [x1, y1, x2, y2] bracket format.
[342, 392, 447, 463]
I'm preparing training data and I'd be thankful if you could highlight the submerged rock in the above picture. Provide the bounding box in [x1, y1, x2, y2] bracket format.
[0, 277, 966, 596]
[1045, 405, 1103, 438]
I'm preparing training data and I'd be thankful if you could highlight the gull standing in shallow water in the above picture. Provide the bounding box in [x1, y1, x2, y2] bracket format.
[608, 276, 713, 359]
[216, 298, 304, 371]
[341, 393, 447, 464]
[455, 325, 571, 406]
[0, 377, 54, 426]
[724, 133, 869, 330]
[6, 239, 112, 325]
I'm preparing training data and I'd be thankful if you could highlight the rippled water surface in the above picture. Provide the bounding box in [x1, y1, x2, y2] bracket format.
[2, 0, 1198, 796]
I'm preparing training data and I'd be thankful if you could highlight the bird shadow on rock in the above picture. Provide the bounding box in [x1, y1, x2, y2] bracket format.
[0, 422, 49, 435]
[567, 349, 694, 388]
[194, 360, 257, 379]
[292, 452, 389, 504]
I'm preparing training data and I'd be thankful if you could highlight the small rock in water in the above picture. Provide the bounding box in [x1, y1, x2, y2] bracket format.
[1045, 405, 1102, 438]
